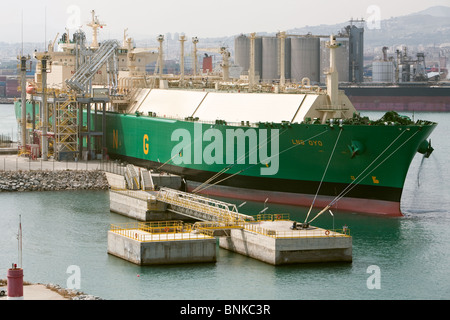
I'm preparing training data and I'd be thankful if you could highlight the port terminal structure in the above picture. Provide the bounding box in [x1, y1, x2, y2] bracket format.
[16, 10, 353, 164]
[19, 36, 115, 162]
[107, 165, 352, 266]
[15, 11, 352, 265]
[16, 11, 154, 162]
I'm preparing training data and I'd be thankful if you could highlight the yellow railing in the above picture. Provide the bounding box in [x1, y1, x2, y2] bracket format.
[253, 213, 291, 222]
[110, 221, 215, 242]
[110, 189, 350, 240]
[193, 221, 245, 232]
[138, 221, 185, 234]
[159, 192, 245, 223]
[242, 222, 351, 239]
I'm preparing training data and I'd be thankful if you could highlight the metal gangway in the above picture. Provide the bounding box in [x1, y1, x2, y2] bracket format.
[156, 187, 254, 225]
[110, 164, 254, 231]
[140, 169, 154, 191]
[125, 164, 140, 190]
[66, 39, 119, 93]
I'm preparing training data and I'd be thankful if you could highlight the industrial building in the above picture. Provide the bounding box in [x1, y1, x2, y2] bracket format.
[233, 23, 364, 85]
[372, 46, 433, 83]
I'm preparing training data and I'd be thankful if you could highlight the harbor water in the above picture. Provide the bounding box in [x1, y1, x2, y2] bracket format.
[1, 103, 449, 300]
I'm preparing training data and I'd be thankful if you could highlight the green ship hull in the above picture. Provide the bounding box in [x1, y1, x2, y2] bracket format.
[101, 110, 436, 216]
[15, 99, 436, 216]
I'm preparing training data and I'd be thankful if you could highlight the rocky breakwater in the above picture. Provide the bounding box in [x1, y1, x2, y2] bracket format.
[45, 283, 104, 300]
[0, 170, 109, 192]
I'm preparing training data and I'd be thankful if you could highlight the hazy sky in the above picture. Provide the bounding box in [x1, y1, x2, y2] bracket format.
[1, 0, 449, 44]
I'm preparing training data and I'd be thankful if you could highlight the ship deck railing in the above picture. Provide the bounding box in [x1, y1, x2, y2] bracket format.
[132, 112, 262, 128]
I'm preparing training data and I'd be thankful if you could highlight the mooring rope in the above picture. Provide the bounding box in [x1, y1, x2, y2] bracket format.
[192, 125, 291, 194]
[193, 128, 330, 194]
[304, 128, 342, 224]
[307, 128, 419, 224]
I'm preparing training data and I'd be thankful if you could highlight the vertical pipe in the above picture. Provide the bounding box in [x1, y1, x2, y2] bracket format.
[326, 35, 339, 106]
[157, 35, 164, 79]
[41, 57, 48, 161]
[87, 100, 91, 160]
[192, 37, 199, 77]
[52, 98, 56, 138]
[94, 102, 98, 157]
[102, 102, 106, 160]
[179, 35, 186, 86]
[20, 56, 27, 154]
[78, 102, 83, 160]
[32, 100, 36, 135]
[249, 33, 256, 92]
[279, 32, 286, 88]
[18, 215, 22, 268]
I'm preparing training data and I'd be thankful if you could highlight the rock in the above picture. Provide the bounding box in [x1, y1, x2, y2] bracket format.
[0, 170, 109, 193]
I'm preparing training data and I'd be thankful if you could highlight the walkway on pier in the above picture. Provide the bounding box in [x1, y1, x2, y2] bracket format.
[109, 164, 253, 225]
[156, 187, 253, 224]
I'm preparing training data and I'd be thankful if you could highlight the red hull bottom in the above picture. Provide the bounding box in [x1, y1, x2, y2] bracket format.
[187, 182, 403, 217]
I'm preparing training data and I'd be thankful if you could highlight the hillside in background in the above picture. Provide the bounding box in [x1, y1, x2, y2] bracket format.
[287, 6, 450, 48]
[2, 6, 450, 61]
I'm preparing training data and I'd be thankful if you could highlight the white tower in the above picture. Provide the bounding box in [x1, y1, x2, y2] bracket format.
[326, 35, 340, 107]
[87, 10, 106, 48]
[192, 37, 199, 77]
[179, 35, 186, 85]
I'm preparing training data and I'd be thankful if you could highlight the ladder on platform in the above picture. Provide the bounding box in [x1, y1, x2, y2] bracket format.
[140, 169, 154, 191]
[125, 165, 140, 190]
[54, 94, 78, 159]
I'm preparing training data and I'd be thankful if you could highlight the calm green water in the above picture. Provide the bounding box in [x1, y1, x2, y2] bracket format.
[0, 104, 17, 140]
[1, 107, 449, 300]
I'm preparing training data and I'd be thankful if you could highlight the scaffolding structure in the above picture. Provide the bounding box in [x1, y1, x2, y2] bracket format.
[54, 94, 78, 160]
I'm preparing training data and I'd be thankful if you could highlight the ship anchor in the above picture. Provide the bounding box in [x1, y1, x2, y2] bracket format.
[348, 140, 365, 159]
[418, 139, 434, 158]
[424, 139, 434, 158]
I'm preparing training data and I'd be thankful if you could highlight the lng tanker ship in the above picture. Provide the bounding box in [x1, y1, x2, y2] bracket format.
[100, 36, 436, 216]
[15, 13, 437, 217]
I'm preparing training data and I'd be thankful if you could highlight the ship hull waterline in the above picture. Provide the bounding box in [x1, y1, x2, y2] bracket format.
[115, 155, 404, 216]
[101, 111, 436, 218]
[15, 100, 436, 217]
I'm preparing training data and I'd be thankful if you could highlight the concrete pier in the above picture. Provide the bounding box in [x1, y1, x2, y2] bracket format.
[107, 222, 217, 265]
[219, 220, 352, 265]
[105, 167, 352, 266]
[106, 172, 188, 221]
[109, 189, 164, 221]
[106, 172, 253, 223]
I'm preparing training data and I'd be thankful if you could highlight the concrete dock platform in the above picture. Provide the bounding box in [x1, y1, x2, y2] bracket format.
[106, 172, 190, 222]
[219, 219, 352, 265]
[109, 189, 165, 220]
[105, 167, 352, 266]
[107, 222, 217, 265]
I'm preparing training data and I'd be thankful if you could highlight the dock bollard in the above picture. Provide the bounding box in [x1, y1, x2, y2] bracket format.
[7, 264, 24, 300]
